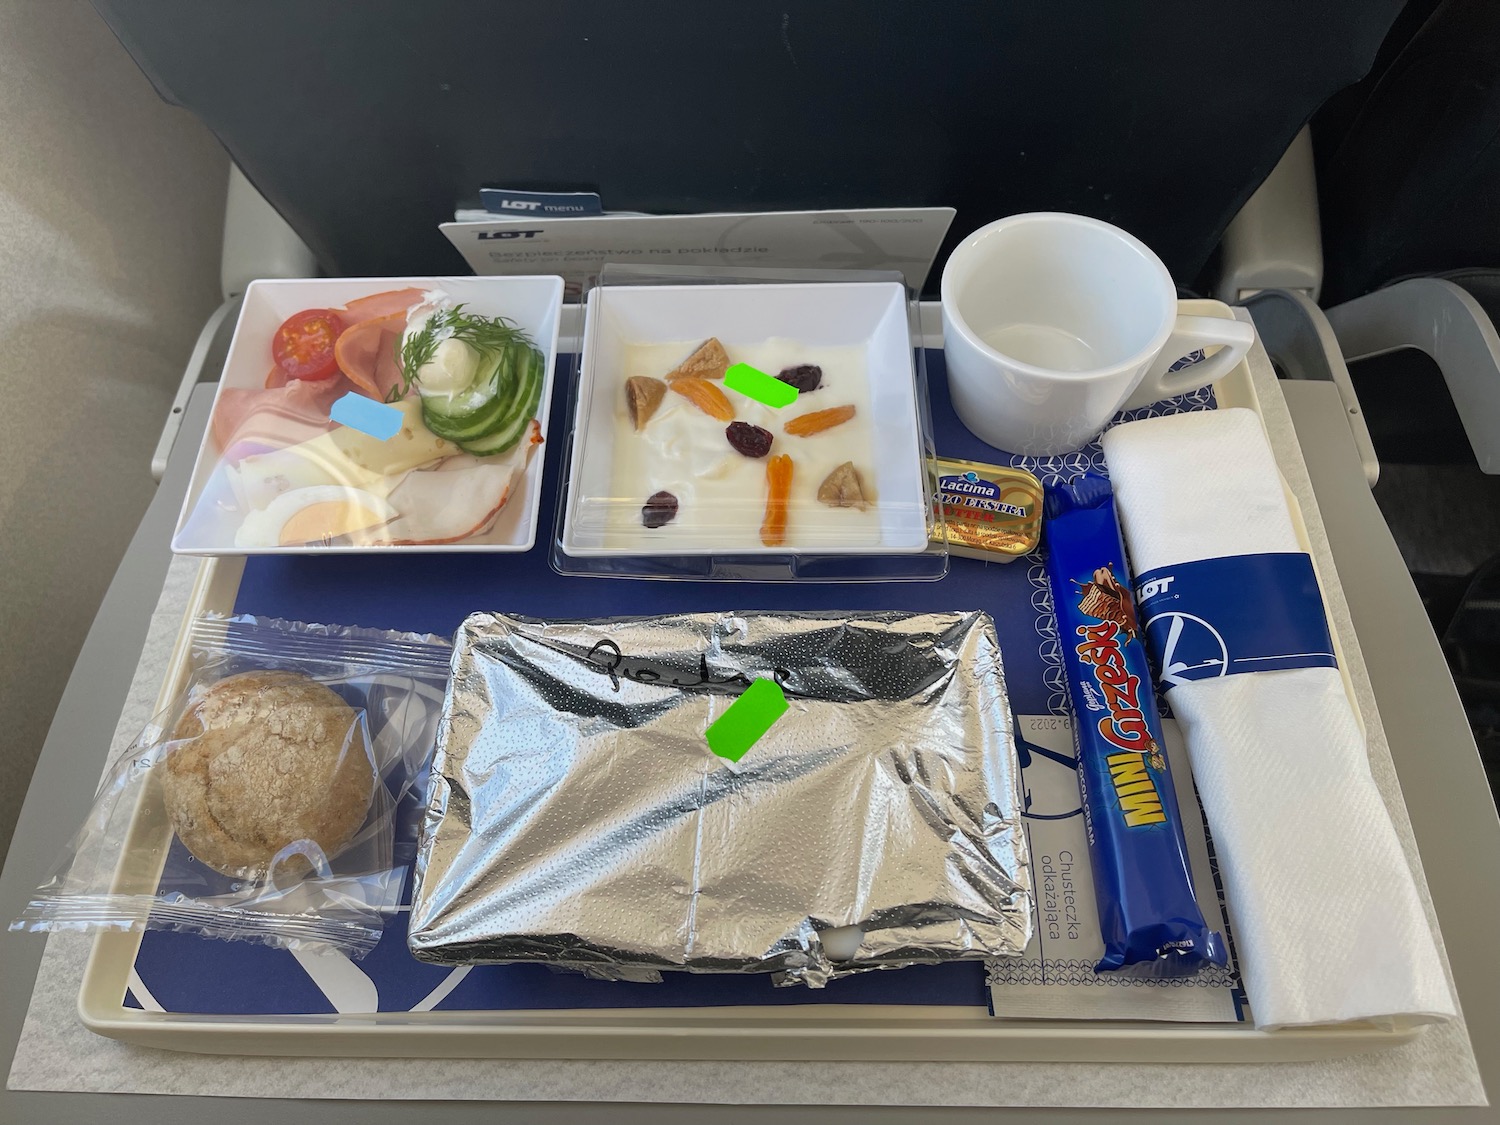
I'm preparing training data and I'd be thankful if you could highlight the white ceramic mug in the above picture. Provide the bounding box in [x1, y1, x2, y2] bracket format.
[940, 212, 1256, 455]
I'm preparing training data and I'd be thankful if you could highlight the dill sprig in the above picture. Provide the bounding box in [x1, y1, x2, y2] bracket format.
[386, 304, 535, 401]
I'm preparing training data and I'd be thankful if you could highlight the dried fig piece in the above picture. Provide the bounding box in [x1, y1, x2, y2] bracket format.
[626, 376, 667, 430]
[817, 461, 870, 511]
[665, 337, 730, 382]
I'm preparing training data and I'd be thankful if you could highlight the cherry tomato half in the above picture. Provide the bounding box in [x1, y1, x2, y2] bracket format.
[272, 308, 346, 381]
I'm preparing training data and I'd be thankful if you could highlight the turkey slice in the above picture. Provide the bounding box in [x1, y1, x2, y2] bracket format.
[378, 420, 542, 544]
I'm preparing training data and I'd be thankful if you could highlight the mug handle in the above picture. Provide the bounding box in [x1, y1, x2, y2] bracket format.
[1122, 311, 1256, 411]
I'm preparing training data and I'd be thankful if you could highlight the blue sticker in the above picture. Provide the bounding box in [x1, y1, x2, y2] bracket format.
[480, 188, 603, 216]
[331, 393, 404, 441]
[1135, 553, 1336, 689]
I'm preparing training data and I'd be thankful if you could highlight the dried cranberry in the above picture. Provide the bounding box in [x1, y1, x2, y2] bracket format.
[777, 364, 822, 393]
[725, 421, 774, 458]
[641, 490, 679, 528]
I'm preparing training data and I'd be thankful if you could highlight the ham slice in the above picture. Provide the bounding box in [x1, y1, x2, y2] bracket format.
[224, 288, 427, 458]
[340, 287, 427, 326]
[374, 327, 406, 398]
[334, 314, 410, 399]
[211, 377, 345, 460]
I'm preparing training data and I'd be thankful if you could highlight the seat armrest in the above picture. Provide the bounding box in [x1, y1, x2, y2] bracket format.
[149, 294, 241, 481]
[1324, 278, 1500, 474]
[1242, 288, 1379, 486]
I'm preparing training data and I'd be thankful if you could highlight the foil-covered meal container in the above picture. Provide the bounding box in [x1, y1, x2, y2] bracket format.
[409, 610, 1032, 986]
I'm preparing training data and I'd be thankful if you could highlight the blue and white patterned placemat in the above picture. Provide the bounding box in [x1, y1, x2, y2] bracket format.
[127, 350, 1239, 1019]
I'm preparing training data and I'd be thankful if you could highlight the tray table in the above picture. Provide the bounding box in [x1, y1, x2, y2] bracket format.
[76, 313, 1423, 1063]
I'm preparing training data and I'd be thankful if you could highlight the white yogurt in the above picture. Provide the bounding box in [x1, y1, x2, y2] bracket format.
[605, 338, 879, 551]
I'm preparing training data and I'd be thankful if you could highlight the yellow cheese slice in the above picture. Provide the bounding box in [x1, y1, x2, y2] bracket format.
[232, 400, 454, 510]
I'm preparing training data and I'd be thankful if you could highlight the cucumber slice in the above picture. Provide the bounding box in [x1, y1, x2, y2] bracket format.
[459, 347, 543, 456]
[402, 309, 542, 446]
[460, 373, 538, 455]
[420, 348, 514, 442]
[425, 393, 505, 444]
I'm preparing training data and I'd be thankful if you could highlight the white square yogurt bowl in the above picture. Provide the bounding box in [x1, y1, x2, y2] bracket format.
[172, 275, 563, 555]
[562, 281, 929, 557]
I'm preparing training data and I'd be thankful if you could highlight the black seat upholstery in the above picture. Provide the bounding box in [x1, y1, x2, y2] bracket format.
[1316, 0, 1500, 305]
[94, 0, 1403, 294]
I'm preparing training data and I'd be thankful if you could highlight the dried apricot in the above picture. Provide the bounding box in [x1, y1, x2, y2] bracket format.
[671, 376, 735, 422]
[784, 403, 856, 436]
[760, 454, 794, 547]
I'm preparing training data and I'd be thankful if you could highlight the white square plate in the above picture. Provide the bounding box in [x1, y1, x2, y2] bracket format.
[561, 281, 928, 557]
[172, 275, 563, 555]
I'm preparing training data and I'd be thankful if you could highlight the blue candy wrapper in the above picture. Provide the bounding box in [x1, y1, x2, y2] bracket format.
[1043, 474, 1226, 974]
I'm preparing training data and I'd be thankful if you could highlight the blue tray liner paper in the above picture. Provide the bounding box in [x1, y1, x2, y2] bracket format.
[127, 350, 1216, 1016]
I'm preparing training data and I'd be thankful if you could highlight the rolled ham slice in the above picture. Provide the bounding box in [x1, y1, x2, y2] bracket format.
[331, 288, 428, 398]
[210, 376, 346, 460]
[340, 287, 427, 325]
[334, 313, 409, 400]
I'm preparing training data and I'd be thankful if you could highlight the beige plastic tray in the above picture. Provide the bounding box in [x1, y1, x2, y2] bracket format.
[76, 314, 1421, 1061]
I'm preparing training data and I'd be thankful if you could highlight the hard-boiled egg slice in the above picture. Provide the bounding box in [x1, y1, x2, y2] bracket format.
[234, 486, 397, 548]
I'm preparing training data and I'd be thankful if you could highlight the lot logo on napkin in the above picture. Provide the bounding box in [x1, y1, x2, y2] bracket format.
[1135, 553, 1337, 688]
[1141, 609, 1231, 688]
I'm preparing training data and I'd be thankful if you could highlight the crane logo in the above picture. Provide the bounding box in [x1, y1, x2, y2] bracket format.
[1146, 611, 1230, 686]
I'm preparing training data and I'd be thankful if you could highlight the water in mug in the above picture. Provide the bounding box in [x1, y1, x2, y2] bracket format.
[980, 323, 1100, 372]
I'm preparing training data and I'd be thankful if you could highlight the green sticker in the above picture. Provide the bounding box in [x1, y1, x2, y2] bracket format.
[705, 678, 790, 762]
[723, 363, 799, 409]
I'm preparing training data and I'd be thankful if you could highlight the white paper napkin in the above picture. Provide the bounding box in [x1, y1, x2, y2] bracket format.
[1100, 408, 1455, 1030]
